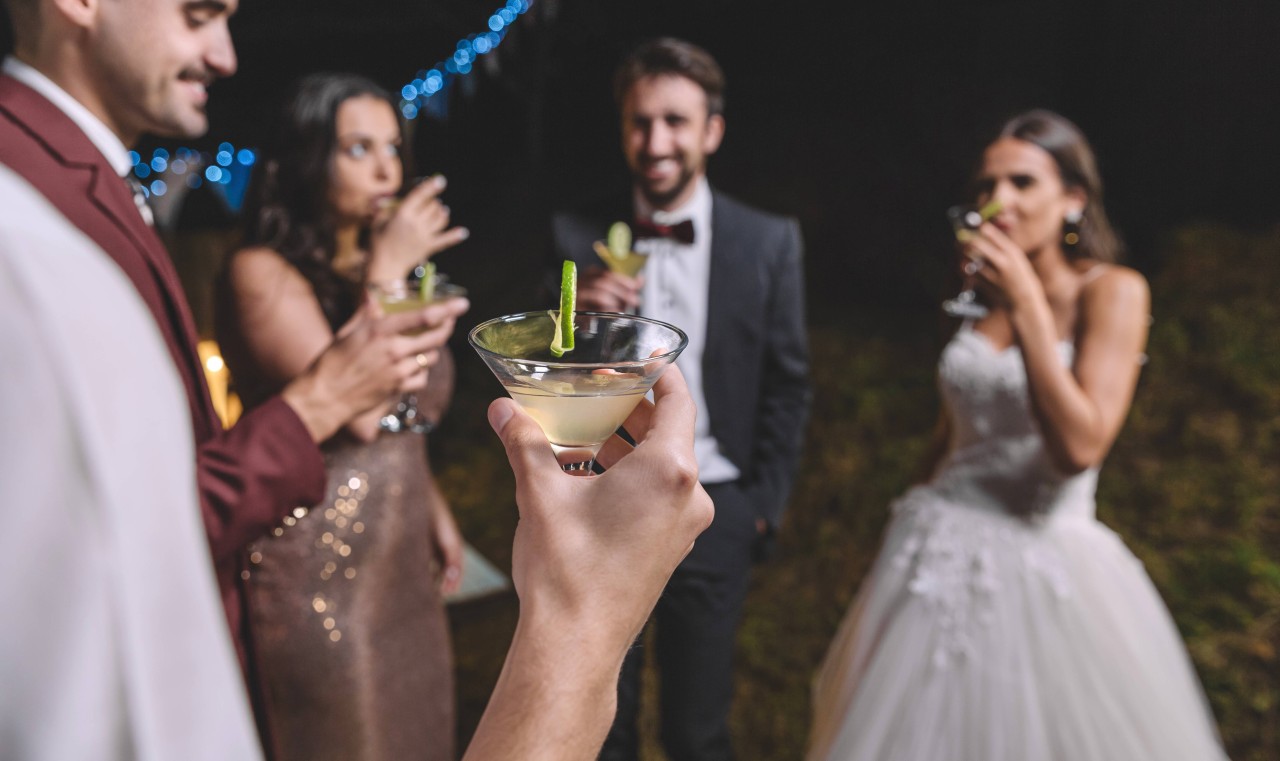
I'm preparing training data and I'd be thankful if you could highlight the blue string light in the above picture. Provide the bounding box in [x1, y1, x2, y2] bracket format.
[139, 0, 533, 214]
[396, 0, 533, 120]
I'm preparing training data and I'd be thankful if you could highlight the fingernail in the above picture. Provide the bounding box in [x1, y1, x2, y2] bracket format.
[457, 227, 470, 241]
[488, 400, 514, 433]
[433, 174, 447, 190]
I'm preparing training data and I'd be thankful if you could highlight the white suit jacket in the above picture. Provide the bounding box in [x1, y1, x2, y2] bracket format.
[0, 165, 262, 760]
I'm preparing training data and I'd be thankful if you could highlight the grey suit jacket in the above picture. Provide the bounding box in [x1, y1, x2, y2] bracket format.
[550, 187, 811, 531]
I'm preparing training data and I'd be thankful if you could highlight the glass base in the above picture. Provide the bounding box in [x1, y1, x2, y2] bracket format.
[552, 444, 601, 475]
[379, 394, 434, 434]
[942, 293, 989, 319]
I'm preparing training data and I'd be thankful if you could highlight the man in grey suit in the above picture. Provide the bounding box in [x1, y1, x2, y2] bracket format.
[549, 38, 812, 761]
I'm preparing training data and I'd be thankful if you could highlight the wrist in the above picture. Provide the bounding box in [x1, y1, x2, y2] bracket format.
[1008, 288, 1055, 343]
[365, 241, 419, 285]
[281, 371, 351, 443]
[465, 612, 622, 759]
[505, 609, 624, 715]
[1006, 277, 1047, 316]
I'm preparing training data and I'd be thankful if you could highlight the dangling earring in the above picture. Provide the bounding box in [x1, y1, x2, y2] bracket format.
[1062, 209, 1083, 248]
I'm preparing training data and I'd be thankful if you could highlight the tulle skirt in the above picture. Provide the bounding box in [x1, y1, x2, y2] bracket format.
[807, 488, 1229, 761]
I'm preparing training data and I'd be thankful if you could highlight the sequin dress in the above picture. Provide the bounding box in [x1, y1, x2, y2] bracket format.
[806, 324, 1228, 761]
[244, 428, 454, 761]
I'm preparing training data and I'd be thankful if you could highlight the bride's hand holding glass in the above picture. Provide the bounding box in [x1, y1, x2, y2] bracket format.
[942, 201, 1000, 318]
[962, 221, 1048, 312]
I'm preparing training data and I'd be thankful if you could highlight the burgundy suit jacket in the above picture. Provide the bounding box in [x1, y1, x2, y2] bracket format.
[0, 74, 326, 668]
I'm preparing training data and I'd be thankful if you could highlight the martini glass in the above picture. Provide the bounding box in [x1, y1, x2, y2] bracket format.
[369, 276, 468, 434]
[942, 204, 991, 319]
[594, 241, 649, 278]
[469, 311, 688, 472]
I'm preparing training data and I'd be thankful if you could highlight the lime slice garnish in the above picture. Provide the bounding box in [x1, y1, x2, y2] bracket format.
[550, 260, 576, 357]
[607, 221, 632, 256]
[954, 201, 1003, 242]
[419, 261, 437, 302]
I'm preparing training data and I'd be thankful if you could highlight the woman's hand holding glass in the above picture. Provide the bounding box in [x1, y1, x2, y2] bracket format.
[943, 203, 997, 318]
[367, 279, 469, 434]
[961, 222, 1047, 312]
[282, 295, 468, 443]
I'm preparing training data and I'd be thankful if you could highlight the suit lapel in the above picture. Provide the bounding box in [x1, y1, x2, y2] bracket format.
[0, 75, 216, 434]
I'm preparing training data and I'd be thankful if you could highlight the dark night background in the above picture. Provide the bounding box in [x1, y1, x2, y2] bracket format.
[190, 0, 1280, 329]
[4, 0, 1278, 322]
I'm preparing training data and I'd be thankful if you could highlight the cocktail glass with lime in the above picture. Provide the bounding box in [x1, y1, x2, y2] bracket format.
[469, 311, 687, 472]
[593, 221, 649, 278]
[942, 200, 1001, 319]
[368, 272, 467, 433]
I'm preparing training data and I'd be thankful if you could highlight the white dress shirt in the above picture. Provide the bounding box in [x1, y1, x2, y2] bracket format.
[3, 56, 134, 178]
[0, 164, 263, 759]
[2, 57, 155, 223]
[635, 177, 741, 484]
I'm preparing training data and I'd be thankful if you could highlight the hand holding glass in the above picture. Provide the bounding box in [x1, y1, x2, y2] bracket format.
[469, 311, 687, 472]
[942, 203, 996, 319]
[368, 276, 467, 433]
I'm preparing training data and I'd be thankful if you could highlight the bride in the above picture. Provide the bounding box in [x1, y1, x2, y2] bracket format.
[807, 110, 1228, 760]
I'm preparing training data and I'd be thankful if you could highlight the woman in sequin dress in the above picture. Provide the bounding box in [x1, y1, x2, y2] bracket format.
[806, 111, 1228, 761]
[216, 73, 470, 761]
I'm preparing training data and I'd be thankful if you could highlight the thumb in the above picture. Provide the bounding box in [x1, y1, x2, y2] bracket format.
[488, 398, 558, 478]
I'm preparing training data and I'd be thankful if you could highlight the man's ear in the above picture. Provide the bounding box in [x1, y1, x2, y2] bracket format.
[48, 0, 99, 31]
[703, 113, 725, 155]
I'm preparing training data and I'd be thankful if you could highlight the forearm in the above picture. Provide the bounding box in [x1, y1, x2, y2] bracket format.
[1010, 299, 1105, 472]
[280, 371, 357, 444]
[463, 610, 625, 761]
[197, 396, 326, 560]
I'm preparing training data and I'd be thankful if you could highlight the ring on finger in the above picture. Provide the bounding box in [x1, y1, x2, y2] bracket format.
[963, 259, 983, 276]
[415, 353, 430, 369]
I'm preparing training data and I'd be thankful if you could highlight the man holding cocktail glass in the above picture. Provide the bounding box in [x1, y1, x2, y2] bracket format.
[550, 37, 812, 760]
[1, 2, 715, 758]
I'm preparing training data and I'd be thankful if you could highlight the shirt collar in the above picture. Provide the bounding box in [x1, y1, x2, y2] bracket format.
[3, 56, 134, 178]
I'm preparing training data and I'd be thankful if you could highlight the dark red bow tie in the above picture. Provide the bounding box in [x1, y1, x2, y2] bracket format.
[633, 217, 696, 245]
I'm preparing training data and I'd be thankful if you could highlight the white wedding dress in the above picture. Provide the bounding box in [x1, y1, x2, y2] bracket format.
[807, 324, 1229, 761]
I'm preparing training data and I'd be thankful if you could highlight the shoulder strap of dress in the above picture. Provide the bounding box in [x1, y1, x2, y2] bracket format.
[1080, 263, 1111, 285]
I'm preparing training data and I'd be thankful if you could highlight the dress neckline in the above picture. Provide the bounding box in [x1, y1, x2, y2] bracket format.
[959, 322, 1074, 355]
[960, 262, 1108, 353]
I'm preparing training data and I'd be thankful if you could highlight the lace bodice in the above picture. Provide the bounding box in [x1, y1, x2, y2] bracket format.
[928, 323, 1099, 521]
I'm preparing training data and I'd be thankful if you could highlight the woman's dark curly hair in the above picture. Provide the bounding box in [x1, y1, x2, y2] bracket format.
[239, 72, 407, 328]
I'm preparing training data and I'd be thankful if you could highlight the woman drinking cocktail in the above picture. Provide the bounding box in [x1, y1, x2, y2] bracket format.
[807, 110, 1228, 761]
[216, 73, 469, 761]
